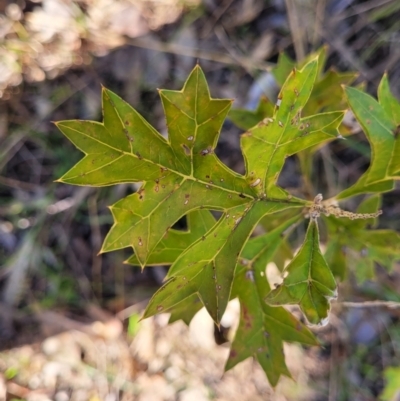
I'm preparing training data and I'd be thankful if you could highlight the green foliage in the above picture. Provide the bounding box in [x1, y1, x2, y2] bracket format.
[381, 367, 400, 401]
[56, 50, 400, 386]
[265, 219, 337, 325]
[226, 215, 318, 385]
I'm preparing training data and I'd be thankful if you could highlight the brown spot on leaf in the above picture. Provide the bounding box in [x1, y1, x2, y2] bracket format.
[242, 305, 252, 329]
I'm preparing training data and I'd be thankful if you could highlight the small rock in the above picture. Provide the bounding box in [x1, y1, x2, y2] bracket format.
[179, 387, 209, 401]
[42, 361, 71, 388]
[55, 390, 70, 401]
[28, 373, 42, 390]
[42, 337, 61, 356]
[164, 366, 181, 382]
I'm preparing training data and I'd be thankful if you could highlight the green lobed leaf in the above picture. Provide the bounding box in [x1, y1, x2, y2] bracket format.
[56, 58, 400, 388]
[60, 63, 336, 324]
[265, 219, 337, 325]
[229, 50, 356, 200]
[226, 216, 318, 385]
[336, 78, 400, 199]
[241, 59, 344, 200]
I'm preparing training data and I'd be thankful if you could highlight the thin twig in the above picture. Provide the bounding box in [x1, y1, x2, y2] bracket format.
[312, 0, 326, 48]
[201, 0, 235, 39]
[334, 0, 396, 20]
[214, 25, 257, 77]
[126, 36, 274, 71]
[320, 28, 374, 81]
[335, 300, 400, 309]
[0, 175, 39, 191]
[284, 0, 306, 61]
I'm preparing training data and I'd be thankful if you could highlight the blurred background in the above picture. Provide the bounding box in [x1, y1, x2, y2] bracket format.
[1, 0, 400, 400]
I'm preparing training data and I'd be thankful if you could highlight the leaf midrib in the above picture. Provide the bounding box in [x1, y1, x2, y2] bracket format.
[263, 66, 314, 188]
[58, 122, 254, 199]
